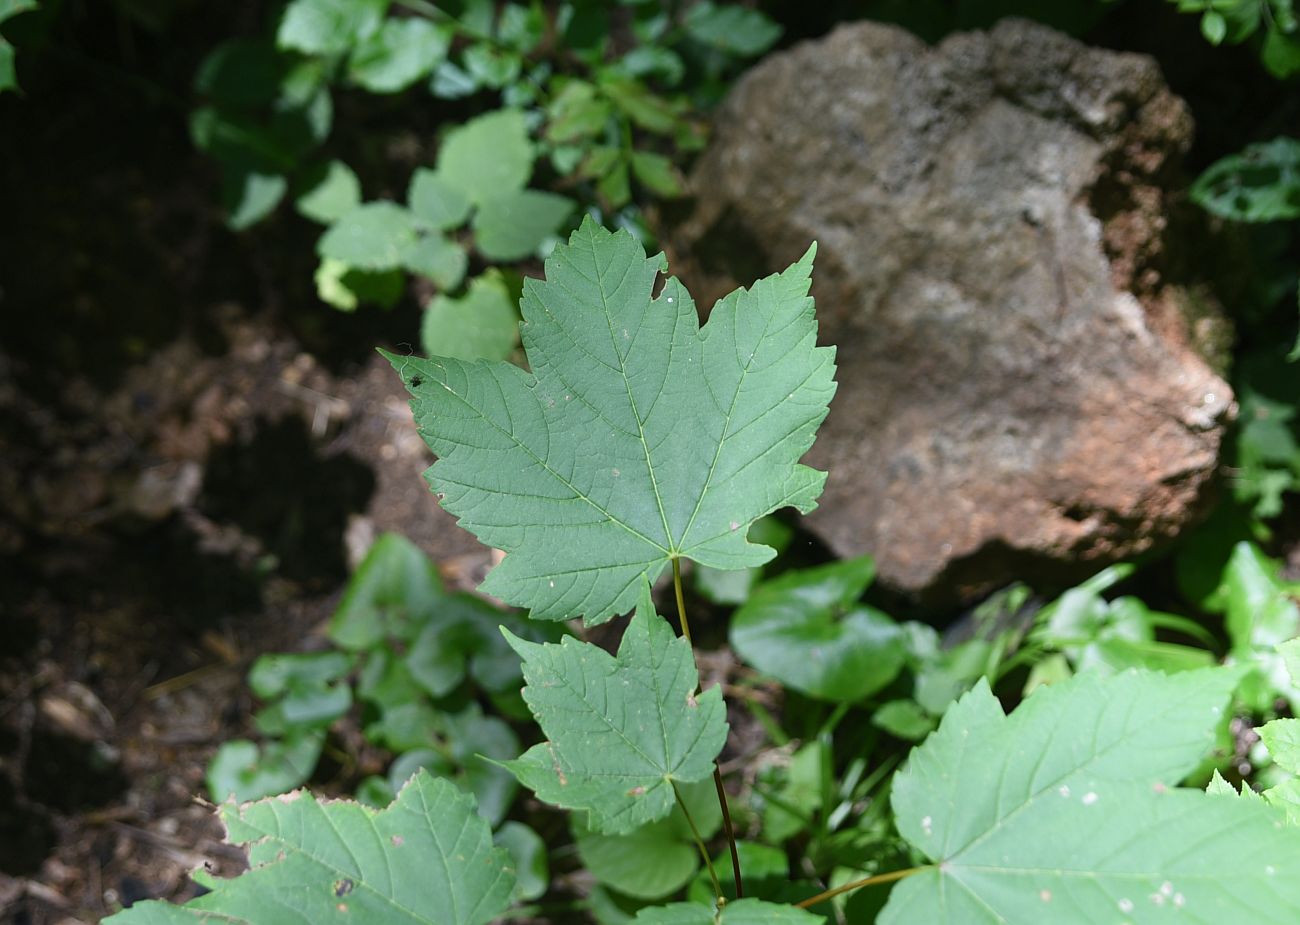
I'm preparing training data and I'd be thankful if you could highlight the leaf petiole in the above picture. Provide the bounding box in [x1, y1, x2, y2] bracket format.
[794, 865, 931, 909]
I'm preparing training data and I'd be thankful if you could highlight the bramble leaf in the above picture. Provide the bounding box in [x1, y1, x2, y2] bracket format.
[502, 589, 728, 834]
[421, 271, 519, 362]
[881, 668, 1300, 923]
[730, 556, 906, 701]
[105, 771, 515, 924]
[385, 217, 835, 623]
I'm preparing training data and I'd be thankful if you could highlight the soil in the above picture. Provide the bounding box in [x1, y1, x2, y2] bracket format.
[0, 6, 491, 922]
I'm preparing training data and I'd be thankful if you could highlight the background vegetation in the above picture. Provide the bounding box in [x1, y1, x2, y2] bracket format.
[1, 0, 1298, 922]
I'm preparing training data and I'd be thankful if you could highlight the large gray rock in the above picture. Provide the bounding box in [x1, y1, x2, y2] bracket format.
[672, 18, 1235, 604]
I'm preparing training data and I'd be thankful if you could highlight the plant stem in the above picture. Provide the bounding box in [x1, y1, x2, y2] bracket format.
[671, 557, 693, 644]
[794, 866, 930, 909]
[670, 557, 743, 898]
[672, 780, 722, 900]
[712, 767, 742, 897]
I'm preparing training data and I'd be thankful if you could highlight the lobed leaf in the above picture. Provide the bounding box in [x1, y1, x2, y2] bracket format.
[880, 667, 1300, 924]
[502, 589, 728, 834]
[386, 217, 835, 623]
[106, 771, 515, 924]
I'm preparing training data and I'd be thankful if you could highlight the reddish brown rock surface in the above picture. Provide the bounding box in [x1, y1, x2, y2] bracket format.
[672, 19, 1235, 603]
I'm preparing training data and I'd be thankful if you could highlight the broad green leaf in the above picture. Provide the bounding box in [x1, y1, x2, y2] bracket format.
[600, 76, 681, 134]
[473, 189, 574, 261]
[385, 218, 835, 623]
[731, 557, 905, 701]
[1222, 541, 1300, 652]
[224, 169, 288, 230]
[408, 167, 472, 230]
[421, 271, 519, 362]
[437, 109, 533, 206]
[277, 0, 386, 56]
[319, 202, 420, 269]
[632, 899, 821, 925]
[1260, 717, 1300, 774]
[682, 2, 782, 56]
[576, 779, 721, 899]
[401, 234, 468, 290]
[315, 259, 404, 312]
[881, 668, 1300, 924]
[495, 821, 548, 901]
[631, 150, 685, 198]
[0, 0, 35, 94]
[249, 651, 353, 729]
[348, 18, 450, 93]
[502, 591, 728, 833]
[462, 43, 522, 88]
[296, 159, 362, 224]
[760, 742, 821, 843]
[1263, 28, 1300, 78]
[105, 772, 515, 925]
[0, 39, 18, 94]
[695, 516, 791, 605]
[1191, 137, 1300, 222]
[205, 732, 323, 803]
[439, 705, 521, 826]
[430, 59, 479, 98]
[329, 533, 443, 648]
[546, 79, 614, 142]
[872, 699, 936, 741]
[194, 38, 286, 108]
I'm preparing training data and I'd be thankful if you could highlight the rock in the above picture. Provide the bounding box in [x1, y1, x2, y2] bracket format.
[672, 18, 1235, 604]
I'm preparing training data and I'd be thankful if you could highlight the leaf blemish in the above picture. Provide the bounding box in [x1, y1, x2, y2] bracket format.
[627, 786, 646, 796]
[1039, 890, 1051, 902]
[391, 835, 404, 846]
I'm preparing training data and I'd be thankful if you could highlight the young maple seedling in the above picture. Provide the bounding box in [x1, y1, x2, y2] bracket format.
[383, 215, 838, 901]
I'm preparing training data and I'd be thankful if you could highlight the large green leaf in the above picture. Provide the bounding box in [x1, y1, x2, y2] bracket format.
[503, 590, 728, 834]
[347, 18, 450, 93]
[385, 217, 835, 623]
[278, 0, 387, 56]
[473, 188, 574, 261]
[437, 108, 534, 207]
[421, 271, 519, 362]
[880, 667, 1300, 923]
[575, 779, 721, 899]
[106, 771, 515, 924]
[319, 202, 420, 270]
[730, 556, 905, 701]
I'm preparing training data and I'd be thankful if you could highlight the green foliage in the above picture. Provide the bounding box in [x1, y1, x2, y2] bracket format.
[882, 668, 1300, 923]
[0, 0, 38, 94]
[576, 780, 721, 900]
[386, 219, 835, 624]
[1192, 137, 1300, 223]
[505, 591, 728, 834]
[730, 557, 906, 702]
[189, 0, 779, 355]
[120, 214, 1300, 925]
[207, 531, 557, 809]
[1170, 0, 1300, 76]
[105, 772, 516, 924]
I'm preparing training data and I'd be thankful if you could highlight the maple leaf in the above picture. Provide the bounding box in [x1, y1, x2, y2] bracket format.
[385, 217, 835, 624]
